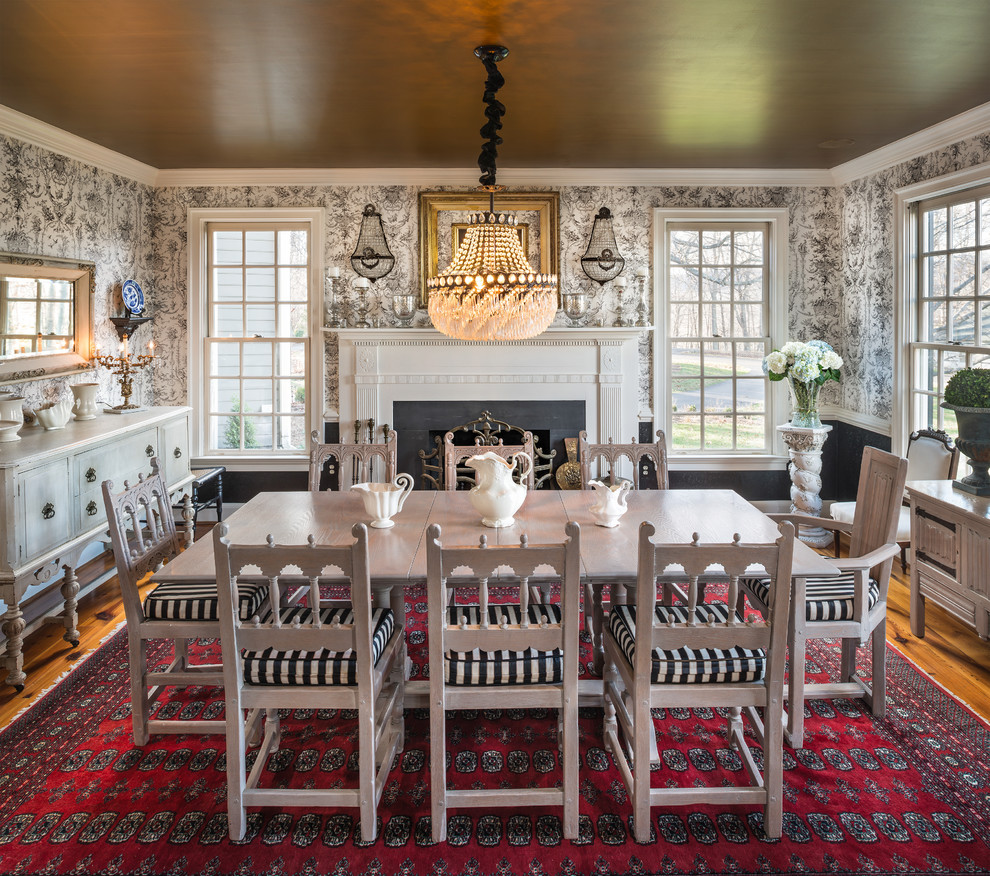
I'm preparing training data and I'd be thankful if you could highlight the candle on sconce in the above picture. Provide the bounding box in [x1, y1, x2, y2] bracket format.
[635, 266, 649, 279]
[613, 276, 629, 289]
[149, 340, 155, 354]
[328, 267, 341, 279]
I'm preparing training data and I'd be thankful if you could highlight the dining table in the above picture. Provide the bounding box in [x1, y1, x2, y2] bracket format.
[152, 488, 838, 707]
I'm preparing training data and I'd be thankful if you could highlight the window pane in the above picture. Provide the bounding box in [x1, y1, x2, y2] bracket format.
[213, 304, 243, 337]
[669, 266, 698, 301]
[670, 303, 699, 337]
[949, 251, 975, 296]
[671, 415, 700, 450]
[277, 303, 308, 338]
[246, 416, 273, 450]
[245, 231, 275, 265]
[213, 231, 243, 265]
[670, 230, 699, 264]
[278, 378, 306, 413]
[924, 207, 947, 253]
[981, 199, 990, 247]
[246, 304, 276, 337]
[245, 267, 276, 301]
[275, 341, 307, 377]
[926, 301, 947, 341]
[213, 267, 243, 301]
[701, 302, 731, 337]
[734, 342, 765, 376]
[210, 379, 241, 413]
[701, 266, 731, 301]
[734, 267, 764, 301]
[243, 379, 273, 414]
[949, 300, 975, 344]
[701, 230, 731, 265]
[736, 415, 765, 449]
[733, 303, 763, 338]
[703, 415, 732, 450]
[734, 231, 763, 265]
[923, 254, 946, 298]
[703, 377, 730, 412]
[982, 301, 990, 346]
[39, 302, 70, 335]
[276, 416, 305, 450]
[242, 341, 273, 376]
[950, 202, 977, 249]
[210, 343, 240, 376]
[737, 378, 765, 412]
[212, 414, 240, 449]
[279, 266, 309, 303]
[278, 229, 309, 265]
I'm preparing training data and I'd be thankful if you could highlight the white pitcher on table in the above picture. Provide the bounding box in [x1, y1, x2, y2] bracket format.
[587, 478, 631, 527]
[466, 450, 532, 528]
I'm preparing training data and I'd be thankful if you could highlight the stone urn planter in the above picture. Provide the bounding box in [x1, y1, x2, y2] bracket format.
[942, 368, 990, 496]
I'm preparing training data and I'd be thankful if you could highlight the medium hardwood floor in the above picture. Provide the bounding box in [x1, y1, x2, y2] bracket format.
[2, 543, 989, 729]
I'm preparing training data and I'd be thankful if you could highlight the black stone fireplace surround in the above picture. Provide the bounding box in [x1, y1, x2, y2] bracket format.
[392, 399, 587, 488]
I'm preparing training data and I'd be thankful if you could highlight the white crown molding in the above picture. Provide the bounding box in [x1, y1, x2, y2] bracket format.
[830, 100, 990, 186]
[154, 166, 834, 188]
[0, 104, 158, 186]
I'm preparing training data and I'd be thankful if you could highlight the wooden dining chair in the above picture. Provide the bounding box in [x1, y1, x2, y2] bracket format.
[213, 522, 405, 842]
[308, 428, 397, 490]
[742, 446, 909, 748]
[603, 520, 796, 842]
[441, 430, 536, 490]
[578, 429, 669, 490]
[426, 520, 582, 841]
[830, 428, 958, 571]
[102, 458, 269, 745]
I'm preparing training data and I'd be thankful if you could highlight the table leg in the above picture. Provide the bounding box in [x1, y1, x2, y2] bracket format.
[59, 563, 81, 647]
[1, 604, 27, 690]
[591, 581, 605, 676]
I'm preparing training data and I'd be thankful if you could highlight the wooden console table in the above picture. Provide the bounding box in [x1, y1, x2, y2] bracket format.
[907, 480, 990, 641]
[0, 406, 194, 690]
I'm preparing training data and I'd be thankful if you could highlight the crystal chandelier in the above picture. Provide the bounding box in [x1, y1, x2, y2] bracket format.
[427, 46, 558, 342]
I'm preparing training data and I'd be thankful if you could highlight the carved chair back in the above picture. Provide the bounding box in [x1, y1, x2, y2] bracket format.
[578, 429, 669, 489]
[442, 430, 536, 490]
[308, 429, 397, 491]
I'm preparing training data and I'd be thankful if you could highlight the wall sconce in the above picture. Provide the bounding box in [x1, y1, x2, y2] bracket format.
[351, 204, 395, 281]
[581, 207, 625, 285]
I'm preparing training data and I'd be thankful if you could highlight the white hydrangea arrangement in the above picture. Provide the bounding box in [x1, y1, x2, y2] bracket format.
[763, 340, 843, 385]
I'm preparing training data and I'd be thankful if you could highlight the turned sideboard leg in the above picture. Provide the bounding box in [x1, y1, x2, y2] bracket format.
[60, 563, 81, 648]
[1, 605, 27, 690]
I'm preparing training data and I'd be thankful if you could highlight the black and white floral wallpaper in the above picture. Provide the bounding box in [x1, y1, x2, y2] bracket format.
[0, 134, 156, 413]
[3, 128, 990, 429]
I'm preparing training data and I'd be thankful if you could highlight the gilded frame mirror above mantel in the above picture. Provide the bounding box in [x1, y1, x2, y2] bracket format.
[418, 191, 560, 307]
[0, 252, 95, 382]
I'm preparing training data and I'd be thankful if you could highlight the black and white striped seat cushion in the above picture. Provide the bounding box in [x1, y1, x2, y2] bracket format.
[608, 603, 766, 684]
[445, 603, 564, 685]
[242, 607, 395, 686]
[744, 572, 880, 621]
[143, 580, 268, 622]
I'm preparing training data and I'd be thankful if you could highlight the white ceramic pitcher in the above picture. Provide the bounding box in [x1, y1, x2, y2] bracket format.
[33, 398, 73, 430]
[351, 473, 414, 528]
[587, 479, 631, 527]
[70, 383, 101, 420]
[466, 450, 532, 528]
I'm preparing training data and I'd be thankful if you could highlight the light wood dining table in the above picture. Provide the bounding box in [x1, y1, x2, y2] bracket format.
[152, 488, 838, 706]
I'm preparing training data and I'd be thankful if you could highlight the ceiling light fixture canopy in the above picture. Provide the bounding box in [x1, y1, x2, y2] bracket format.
[427, 45, 558, 342]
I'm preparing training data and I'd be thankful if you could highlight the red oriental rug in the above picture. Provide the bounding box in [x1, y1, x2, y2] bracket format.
[1, 584, 988, 876]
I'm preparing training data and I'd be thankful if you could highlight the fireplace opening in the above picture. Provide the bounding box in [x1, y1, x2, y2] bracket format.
[392, 400, 586, 490]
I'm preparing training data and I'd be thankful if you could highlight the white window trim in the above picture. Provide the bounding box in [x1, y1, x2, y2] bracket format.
[187, 207, 326, 469]
[893, 160, 990, 457]
[653, 207, 790, 470]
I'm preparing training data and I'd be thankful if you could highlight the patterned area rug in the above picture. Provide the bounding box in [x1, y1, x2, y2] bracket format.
[1, 584, 988, 876]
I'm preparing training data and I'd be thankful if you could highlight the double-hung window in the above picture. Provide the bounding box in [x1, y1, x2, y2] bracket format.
[655, 208, 788, 462]
[188, 209, 324, 464]
[909, 184, 990, 435]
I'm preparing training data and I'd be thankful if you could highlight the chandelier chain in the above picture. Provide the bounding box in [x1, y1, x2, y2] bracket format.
[476, 46, 507, 188]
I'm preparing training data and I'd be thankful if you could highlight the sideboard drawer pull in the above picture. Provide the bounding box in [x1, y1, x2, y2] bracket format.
[42, 503, 55, 520]
[146, 445, 155, 457]
[86, 500, 98, 516]
[85, 466, 97, 483]
[173, 446, 182, 458]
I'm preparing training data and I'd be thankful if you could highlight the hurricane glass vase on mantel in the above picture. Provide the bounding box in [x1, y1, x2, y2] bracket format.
[788, 376, 823, 429]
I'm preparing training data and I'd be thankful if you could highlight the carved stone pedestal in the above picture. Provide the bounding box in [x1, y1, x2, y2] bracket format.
[777, 423, 833, 547]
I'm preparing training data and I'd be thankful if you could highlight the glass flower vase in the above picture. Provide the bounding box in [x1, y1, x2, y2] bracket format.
[788, 376, 822, 428]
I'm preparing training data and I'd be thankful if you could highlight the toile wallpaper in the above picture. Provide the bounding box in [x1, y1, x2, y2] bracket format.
[3, 128, 990, 430]
[0, 134, 156, 414]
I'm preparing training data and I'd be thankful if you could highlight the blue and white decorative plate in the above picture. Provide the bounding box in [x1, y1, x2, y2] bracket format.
[121, 279, 145, 315]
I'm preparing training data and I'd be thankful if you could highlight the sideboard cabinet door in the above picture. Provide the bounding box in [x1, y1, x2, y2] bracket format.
[20, 459, 71, 564]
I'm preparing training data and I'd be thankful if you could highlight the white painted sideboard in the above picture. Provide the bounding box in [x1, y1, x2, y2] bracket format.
[907, 480, 990, 642]
[0, 406, 194, 689]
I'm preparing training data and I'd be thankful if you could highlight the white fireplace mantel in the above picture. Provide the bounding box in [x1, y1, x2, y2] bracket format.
[328, 327, 645, 444]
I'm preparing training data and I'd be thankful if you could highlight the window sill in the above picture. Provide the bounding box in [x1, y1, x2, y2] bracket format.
[191, 455, 308, 473]
[668, 454, 791, 472]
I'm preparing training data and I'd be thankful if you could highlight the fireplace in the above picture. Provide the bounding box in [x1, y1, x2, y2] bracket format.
[331, 326, 645, 486]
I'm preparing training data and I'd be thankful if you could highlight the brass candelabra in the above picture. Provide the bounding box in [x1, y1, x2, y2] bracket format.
[93, 337, 155, 411]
